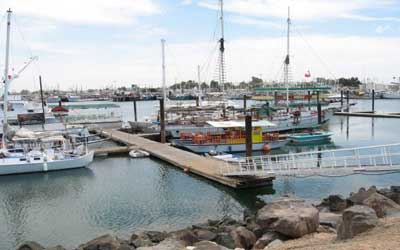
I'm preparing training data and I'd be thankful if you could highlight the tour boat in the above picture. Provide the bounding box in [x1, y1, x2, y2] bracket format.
[287, 132, 333, 144]
[171, 120, 289, 153]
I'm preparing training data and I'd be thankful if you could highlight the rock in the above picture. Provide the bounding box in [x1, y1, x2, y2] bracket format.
[252, 232, 282, 250]
[263, 239, 283, 249]
[168, 229, 199, 246]
[190, 241, 230, 250]
[256, 198, 319, 238]
[362, 192, 400, 218]
[319, 212, 342, 229]
[45, 246, 66, 250]
[142, 231, 167, 244]
[79, 234, 121, 250]
[378, 186, 400, 205]
[215, 232, 235, 249]
[194, 229, 217, 241]
[136, 238, 185, 250]
[230, 226, 257, 249]
[131, 233, 154, 248]
[17, 242, 45, 250]
[347, 186, 377, 205]
[117, 244, 135, 250]
[245, 221, 263, 238]
[319, 195, 348, 212]
[317, 225, 336, 234]
[337, 205, 379, 240]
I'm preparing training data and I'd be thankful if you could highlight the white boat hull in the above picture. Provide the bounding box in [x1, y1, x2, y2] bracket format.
[167, 111, 333, 138]
[382, 93, 400, 99]
[174, 140, 288, 153]
[0, 151, 94, 176]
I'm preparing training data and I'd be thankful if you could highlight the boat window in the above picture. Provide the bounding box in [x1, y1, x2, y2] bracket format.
[33, 157, 41, 161]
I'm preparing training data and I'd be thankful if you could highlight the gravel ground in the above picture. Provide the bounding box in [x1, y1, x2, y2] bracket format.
[268, 217, 400, 250]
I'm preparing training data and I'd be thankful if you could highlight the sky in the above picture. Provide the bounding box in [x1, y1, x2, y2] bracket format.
[0, 0, 400, 91]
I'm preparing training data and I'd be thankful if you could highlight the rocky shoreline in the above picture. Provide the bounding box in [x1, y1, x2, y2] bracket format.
[18, 185, 400, 250]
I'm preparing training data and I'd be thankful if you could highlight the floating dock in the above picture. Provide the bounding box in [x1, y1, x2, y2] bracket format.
[335, 111, 400, 118]
[95, 129, 275, 189]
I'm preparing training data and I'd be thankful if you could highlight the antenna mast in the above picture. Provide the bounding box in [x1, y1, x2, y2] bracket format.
[283, 6, 291, 109]
[2, 9, 12, 149]
[218, 0, 226, 93]
[161, 39, 167, 105]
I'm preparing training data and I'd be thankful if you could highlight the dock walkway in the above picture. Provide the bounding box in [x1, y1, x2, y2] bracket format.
[97, 129, 275, 188]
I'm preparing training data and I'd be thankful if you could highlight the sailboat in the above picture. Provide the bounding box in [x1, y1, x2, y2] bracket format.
[0, 9, 94, 176]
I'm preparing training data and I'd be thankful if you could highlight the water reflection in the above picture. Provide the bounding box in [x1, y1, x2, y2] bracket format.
[0, 168, 94, 249]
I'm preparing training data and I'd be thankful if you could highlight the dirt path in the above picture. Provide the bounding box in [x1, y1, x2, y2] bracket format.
[268, 217, 400, 250]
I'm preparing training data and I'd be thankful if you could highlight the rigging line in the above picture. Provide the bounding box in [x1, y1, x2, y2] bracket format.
[292, 23, 337, 80]
[264, 28, 288, 83]
[13, 14, 40, 89]
[0, 13, 7, 71]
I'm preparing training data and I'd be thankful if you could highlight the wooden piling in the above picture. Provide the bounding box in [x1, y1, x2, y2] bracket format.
[245, 115, 252, 157]
[317, 91, 322, 124]
[160, 98, 166, 143]
[346, 90, 350, 112]
[243, 95, 247, 112]
[133, 99, 138, 122]
[340, 90, 344, 110]
[372, 89, 375, 113]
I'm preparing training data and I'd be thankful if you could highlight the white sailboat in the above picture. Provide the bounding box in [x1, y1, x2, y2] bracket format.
[0, 9, 94, 176]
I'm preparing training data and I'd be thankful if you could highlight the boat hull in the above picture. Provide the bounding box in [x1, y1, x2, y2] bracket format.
[173, 140, 288, 153]
[0, 151, 94, 176]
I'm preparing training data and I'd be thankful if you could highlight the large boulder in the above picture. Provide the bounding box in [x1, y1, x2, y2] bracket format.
[347, 187, 377, 205]
[318, 195, 348, 212]
[193, 229, 217, 241]
[319, 212, 342, 229]
[78, 234, 121, 250]
[189, 241, 231, 250]
[17, 242, 45, 250]
[362, 192, 400, 218]
[337, 205, 379, 240]
[214, 232, 235, 249]
[256, 198, 319, 238]
[229, 226, 257, 249]
[252, 232, 282, 250]
[378, 186, 400, 205]
[168, 229, 199, 246]
[136, 238, 185, 250]
[131, 233, 155, 248]
[45, 246, 66, 250]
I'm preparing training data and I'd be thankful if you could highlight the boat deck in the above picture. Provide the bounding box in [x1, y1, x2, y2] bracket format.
[96, 129, 275, 189]
[334, 111, 400, 118]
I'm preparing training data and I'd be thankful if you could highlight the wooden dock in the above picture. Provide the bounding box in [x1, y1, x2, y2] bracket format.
[335, 111, 400, 118]
[96, 129, 275, 189]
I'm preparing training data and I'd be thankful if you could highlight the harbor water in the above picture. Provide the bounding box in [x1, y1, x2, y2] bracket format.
[1, 99, 400, 249]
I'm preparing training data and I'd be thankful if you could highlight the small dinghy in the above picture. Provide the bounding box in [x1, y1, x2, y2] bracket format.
[129, 149, 150, 158]
[288, 132, 333, 144]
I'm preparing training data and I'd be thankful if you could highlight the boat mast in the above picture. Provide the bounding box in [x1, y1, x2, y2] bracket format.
[2, 9, 12, 149]
[161, 39, 167, 105]
[218, 0, 226, 94]
[197, 65, 202, 107]
[283, 6, 291, 109]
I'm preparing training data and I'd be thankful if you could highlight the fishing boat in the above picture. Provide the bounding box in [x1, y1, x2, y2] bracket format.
[287, 132, 333, 144]
[171, 120, 289, 153]
[0, 9, 94, 175]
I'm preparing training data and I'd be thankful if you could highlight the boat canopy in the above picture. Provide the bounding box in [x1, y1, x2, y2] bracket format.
[206, 120, 276, 128]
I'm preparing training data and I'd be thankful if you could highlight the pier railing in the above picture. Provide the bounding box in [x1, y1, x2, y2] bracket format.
[219, 143, 400, 177]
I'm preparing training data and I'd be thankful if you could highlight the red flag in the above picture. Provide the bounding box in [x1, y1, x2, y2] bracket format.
[304, 70, 311, 78]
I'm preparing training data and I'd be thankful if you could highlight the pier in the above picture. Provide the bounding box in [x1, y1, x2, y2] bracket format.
[95, 129, 275, 189]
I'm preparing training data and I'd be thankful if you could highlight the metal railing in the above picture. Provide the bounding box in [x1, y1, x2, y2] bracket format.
[219, 143, 400, 177]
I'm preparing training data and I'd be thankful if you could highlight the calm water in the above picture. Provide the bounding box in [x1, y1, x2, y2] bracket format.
[0, 99, 400, 249]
